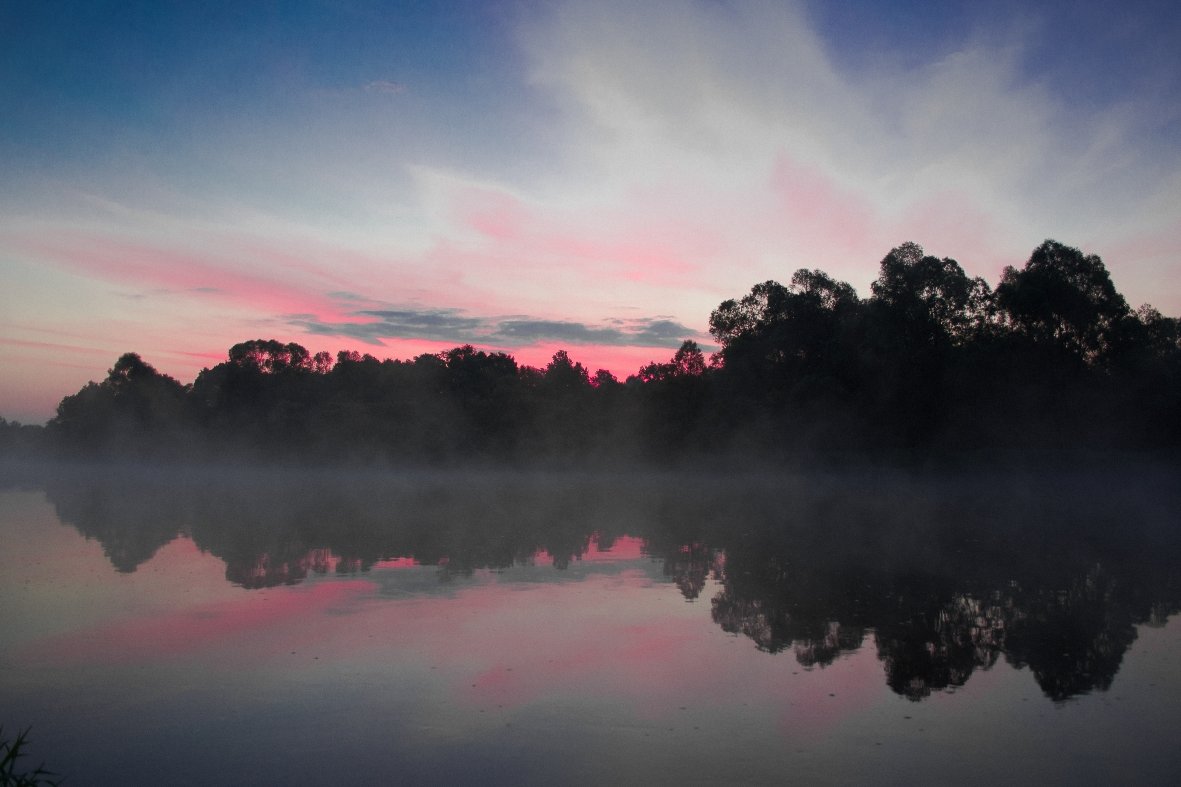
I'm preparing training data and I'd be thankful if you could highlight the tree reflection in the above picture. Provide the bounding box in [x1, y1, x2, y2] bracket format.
[46, 477, 183, 572]
[654, 542, 720, 601]
[1003, 564, 1139, 701]
[37, 465, 1181, 702]
[874, 590, 1005, 700]
[707, 556, 869, 665]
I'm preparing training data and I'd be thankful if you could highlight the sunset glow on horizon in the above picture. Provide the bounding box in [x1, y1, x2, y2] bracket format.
[3, 0, 1179, 423]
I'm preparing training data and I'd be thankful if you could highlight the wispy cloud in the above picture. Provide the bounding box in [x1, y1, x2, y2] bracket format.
[510, 0, 1181, 295]
[363, 80, 407, 95]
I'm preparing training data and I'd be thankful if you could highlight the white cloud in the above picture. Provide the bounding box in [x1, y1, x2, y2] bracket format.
[504, 0, 1180, 305]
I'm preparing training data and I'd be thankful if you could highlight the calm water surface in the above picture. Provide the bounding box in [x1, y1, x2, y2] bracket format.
[2, 465, 1180, 785]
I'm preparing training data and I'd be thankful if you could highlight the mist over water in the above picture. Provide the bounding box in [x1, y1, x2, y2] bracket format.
[2, 462, 1179, 784]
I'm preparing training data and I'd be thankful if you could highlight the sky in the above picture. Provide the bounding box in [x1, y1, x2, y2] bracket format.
[2, 0, 1179, 424]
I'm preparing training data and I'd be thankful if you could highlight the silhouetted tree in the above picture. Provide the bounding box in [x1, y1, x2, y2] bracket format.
[633, 341, 715, 458]
[49, 352, 188, 456]
[228, 339, 314, 373]
[858, 244, 994, 449]
[530, 350, 594, 459]
[441, 344, 524, 454]
[190, 341, 321, 457]
[996, 240, 1130, 364]
[637, 340, 707, 383]
[543, 350, 590, 391]
[709, 270, 864, 453]
[871, 242, 993, 347]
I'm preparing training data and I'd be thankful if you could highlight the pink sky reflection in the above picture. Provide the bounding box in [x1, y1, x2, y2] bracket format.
[17, 532, 887, 741]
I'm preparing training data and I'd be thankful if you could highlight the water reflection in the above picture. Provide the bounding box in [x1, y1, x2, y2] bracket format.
[37, 464, 1181, 704]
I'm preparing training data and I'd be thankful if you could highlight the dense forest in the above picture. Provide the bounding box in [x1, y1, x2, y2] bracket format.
[4, 239, 1180, 465]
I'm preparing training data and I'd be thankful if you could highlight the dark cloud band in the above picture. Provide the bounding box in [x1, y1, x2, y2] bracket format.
[290, 305, 701, 349]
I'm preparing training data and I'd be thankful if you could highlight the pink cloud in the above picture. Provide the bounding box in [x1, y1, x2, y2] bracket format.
[588, 237, 700, 285]
[770, 155, 881, 259]
[763, 155, 1034, 293]
[10, 231, 355, 321]
[0, 336, 117, 359]
[171, 348, 233, 364]
[225, 239, 363, 292]
[0, 194, 717, 418]
[457, 187, 531, 242]
[892, 190, 1016, 280]
[446, 183, 707, 290]
[0, 335, 135, 421]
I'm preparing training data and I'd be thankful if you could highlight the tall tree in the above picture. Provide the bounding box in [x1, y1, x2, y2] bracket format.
[995, 240, 1130, 364]
[871, 242, 992, 348]
[50, 353, 187, 455]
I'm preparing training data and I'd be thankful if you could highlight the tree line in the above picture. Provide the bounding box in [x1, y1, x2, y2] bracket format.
[6, 239, 1180, 465]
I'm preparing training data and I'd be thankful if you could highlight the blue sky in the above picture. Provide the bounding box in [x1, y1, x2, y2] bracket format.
[2, 0, 1179, 422]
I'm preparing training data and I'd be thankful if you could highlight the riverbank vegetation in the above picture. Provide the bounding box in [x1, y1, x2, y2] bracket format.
[0, 728, 60, 787]
[5, 240, 1179, 465]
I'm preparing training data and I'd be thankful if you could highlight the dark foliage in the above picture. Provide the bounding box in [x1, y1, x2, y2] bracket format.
[0, 727, 60, 787]
[8, 239, 1179, 465]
